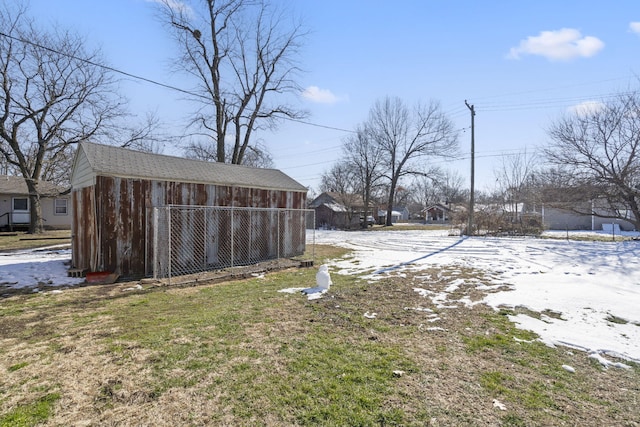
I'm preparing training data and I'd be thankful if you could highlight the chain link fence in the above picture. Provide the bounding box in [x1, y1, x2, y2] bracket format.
[148, 205, 315, 282]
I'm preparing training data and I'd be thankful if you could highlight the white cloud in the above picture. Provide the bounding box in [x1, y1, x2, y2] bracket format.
[302, 86, 340, 104]
[508, 28, 604, 61]
[568, 100, 605, 116]
[630, 22, 640, 35]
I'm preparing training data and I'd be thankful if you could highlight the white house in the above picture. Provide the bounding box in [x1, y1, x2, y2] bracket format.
[0, 175, 70, 231]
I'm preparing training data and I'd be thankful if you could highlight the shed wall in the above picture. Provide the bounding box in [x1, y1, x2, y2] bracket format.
[70, 148, 96, 189]
[72, 175, 306, 278]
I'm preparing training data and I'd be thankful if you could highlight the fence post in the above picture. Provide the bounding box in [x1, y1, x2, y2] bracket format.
[312, 210, 315, 262]
[230, 206, 234, 267]
[203, 206, 207, 271]
[152, 207, 158, 279]
[167, 207, 172, 285]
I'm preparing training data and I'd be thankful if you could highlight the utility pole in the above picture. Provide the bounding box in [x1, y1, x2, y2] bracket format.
[465, 100, 475, 236]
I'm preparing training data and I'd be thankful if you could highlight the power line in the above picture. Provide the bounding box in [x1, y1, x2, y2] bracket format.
[3, 28, 638, 162]
[274, 144, 343, 160]
[477, 93, 635, 112]
[280, 118, 355, 133]
[467, 75, 636, 103]
[0, 31, 207, 100]
[0, 30, 357, 134]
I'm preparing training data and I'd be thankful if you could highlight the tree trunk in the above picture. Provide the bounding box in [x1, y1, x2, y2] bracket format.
[27, 183, 44, 234]
[386, 179, 398, 226]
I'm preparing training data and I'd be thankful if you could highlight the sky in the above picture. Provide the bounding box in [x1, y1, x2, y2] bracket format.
[3, 229, 639, 368]
[24, 0, 640, 194]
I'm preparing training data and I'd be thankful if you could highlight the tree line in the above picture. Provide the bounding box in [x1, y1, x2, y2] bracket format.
[321, 89, 640, 233]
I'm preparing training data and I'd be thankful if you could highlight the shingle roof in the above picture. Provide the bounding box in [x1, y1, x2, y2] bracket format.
[78, 142, 308, 192]
[0, 175, 62, 196]
[321, 202, 348, 212]
[310, 192, 366, 208]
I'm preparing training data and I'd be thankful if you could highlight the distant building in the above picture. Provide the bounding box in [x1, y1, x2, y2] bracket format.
[0, 175, 70, 231]
[310, 192, 373, 229]
[539, 202, 636, 231]
[423, 203, 450, 223]
[378, 205, 409, 223]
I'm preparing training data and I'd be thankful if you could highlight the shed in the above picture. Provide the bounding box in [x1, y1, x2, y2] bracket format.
[70, 142, 308, 279]
[309, 192, 371, 229]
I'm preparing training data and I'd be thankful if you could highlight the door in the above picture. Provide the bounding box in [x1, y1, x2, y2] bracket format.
[12, 197, 29, 224]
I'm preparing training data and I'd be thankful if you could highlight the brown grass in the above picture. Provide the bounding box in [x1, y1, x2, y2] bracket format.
[0, 230, 71, 251]
[0, 249, 638, 426]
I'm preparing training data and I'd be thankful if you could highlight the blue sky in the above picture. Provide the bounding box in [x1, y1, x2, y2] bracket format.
[27, 0, 640, 194]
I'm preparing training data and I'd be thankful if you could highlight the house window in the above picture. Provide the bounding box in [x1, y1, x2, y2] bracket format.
[13, 198, 28, 211]
[54, 198, 68, 215]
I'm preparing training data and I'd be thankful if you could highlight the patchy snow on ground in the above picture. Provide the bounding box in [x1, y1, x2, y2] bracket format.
[0, 245, 84, 292]
[311, 228, 640, 366]
[2, 230, 640, 367]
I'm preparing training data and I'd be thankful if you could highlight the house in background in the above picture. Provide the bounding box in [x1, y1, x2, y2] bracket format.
[395, 206, 410, 221]
[423, 203, 451, 223]
[0, 175, 70, 231]
[310, 192, 372, 229]
[70, 142, 308, 279]
[539, 202, 636, 231]
[377, 205, 410, 224]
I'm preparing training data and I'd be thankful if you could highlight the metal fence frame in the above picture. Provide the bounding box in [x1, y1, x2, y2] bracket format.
[148, 205, 315, 283]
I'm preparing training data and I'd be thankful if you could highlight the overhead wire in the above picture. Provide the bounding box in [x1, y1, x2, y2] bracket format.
[0, 30, 357, 134]
[7, 28, 631, 137]
[3, 27, 638, 188]
[2, 29, 635, 138]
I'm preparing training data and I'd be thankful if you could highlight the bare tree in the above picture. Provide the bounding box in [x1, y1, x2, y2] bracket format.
[366, 97, 458, 225]
[342, 125, 385, 227]
[494, 150, 538, 223]
[319, 161, 362, 226]
[0, 4, 138, 233]
[438, 170, 467, 204]
[157, 0, 308, 165]
[185, 137, 274, 167]
[118, 112, 167, 154]
[320, 161, 358, 196]
[544, 88, 640, 230]
[412, 169, 466, 209]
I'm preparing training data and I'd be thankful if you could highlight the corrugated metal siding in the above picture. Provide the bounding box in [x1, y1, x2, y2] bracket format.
[72, 175, 307, 279]
[72, 186, 98, 272]
[92, 177, 150, 277]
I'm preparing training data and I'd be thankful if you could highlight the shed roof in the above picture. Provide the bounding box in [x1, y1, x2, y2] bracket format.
[73, 142, 308, 192]
[0, 175, 63, 196]
[319, 202, 349, 213]
[310, 192, 366, 208]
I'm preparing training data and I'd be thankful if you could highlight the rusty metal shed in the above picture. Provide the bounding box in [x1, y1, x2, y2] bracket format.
[70, 142, 308, 279]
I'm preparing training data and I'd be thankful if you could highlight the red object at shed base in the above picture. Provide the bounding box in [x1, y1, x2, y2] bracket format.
[85, 272, 119, 284]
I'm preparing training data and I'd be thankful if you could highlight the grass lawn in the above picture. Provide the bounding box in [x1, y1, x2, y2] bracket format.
[0, 244, 638, 426]
[0, 230, 71, 252]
